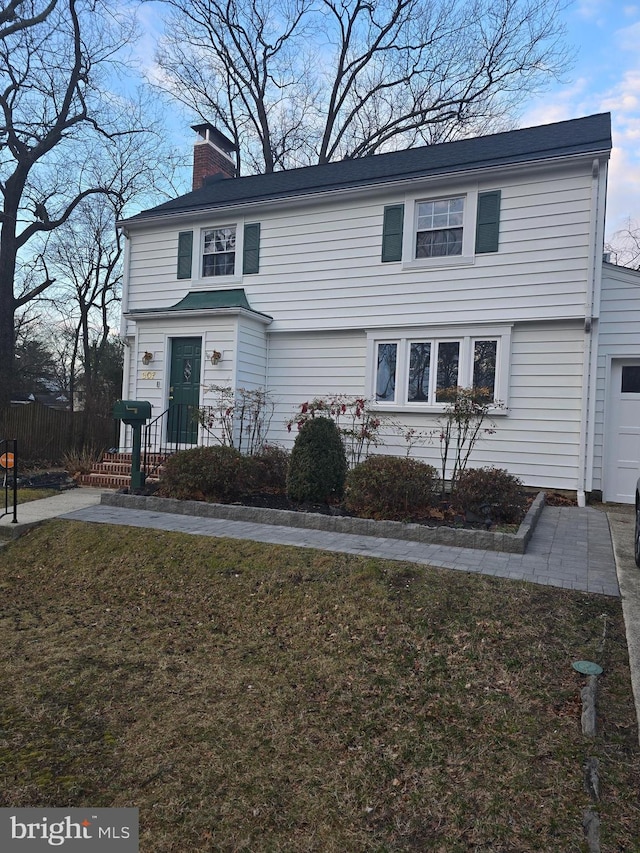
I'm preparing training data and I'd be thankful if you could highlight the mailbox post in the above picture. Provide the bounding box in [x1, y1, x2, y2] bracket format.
[113, 401, 152, 490]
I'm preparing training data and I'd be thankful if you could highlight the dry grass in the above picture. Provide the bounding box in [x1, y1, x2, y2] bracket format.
[0, 520, 638, 852]
[15, 488, 58, 504]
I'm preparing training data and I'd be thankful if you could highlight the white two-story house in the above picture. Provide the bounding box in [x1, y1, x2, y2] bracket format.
[117, 112, 640, 504]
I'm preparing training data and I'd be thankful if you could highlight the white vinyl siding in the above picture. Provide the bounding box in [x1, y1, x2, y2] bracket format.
[125, 162, 594, 335]
[236, 317, 268, 389]
[593, 264, 640, 495]
[265, 322, 584, 490]
[266, 331, 367, 447]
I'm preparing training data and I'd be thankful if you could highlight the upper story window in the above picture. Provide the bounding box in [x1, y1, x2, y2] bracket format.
[203, 226, 236, 276]
[175, 222, 260, 281]
[381, 189, 501, 267]
[416, 197, 464, 258]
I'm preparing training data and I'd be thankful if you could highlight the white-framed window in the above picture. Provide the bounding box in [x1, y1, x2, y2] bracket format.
[368, 326, 511, 411]
[202, 225, 236, 277]
[415, 197, 464, 258]
[382, 189, 500, 266]
[402, 188, 479, 269]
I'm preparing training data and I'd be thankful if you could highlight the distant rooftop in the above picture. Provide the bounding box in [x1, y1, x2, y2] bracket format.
[123, 113, 612, 224]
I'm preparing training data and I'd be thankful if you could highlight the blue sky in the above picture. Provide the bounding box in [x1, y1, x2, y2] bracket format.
[520, 0, 640, 237]
[136, 0, 639, 240]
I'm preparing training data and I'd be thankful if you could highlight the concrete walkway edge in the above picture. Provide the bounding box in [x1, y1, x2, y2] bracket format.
[604, 506, 640, 743]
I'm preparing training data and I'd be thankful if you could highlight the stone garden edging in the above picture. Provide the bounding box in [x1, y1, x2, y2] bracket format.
[100, 490, 546, 554]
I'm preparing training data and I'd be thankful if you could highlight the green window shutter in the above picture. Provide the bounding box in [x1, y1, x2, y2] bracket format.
[475, 191, 501, 254]
[177, 231, 193, 279]
[381, 204, 404, 262]
[243, 222, 261, 274]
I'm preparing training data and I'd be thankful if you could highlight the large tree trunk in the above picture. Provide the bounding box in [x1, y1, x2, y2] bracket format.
[0, 212, 19, 411]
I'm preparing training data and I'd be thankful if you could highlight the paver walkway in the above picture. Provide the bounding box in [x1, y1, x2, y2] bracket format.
[62, 502, 620, 597]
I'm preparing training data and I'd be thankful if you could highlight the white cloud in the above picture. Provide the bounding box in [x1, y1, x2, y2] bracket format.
[606, 147, 640, 234]
[615, 20, 640, 50]
[574, 0, 610, 21]
[518, 78, 592, 128]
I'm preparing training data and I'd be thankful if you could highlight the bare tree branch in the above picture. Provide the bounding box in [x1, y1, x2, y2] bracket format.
[605, 219, 640, 271]
[0, 0, 169, 407]
[155, 0, 571, 172]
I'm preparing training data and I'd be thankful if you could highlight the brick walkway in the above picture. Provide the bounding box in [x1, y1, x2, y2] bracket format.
[62, 502, 620, 597]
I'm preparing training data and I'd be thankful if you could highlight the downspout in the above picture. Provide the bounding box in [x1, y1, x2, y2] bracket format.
[577, 158, 607, 506]
[118, 226, 132, 450]
[118, 225, 131, 340]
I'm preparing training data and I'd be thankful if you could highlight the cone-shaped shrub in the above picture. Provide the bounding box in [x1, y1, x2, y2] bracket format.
[287, 417, 347, 503]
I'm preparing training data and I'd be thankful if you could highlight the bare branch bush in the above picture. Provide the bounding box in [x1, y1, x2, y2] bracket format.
[436, 386, 500, 495]
[199, 385, 275, 454]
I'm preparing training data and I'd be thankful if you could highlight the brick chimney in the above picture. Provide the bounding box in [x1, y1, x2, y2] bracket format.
[192, 123, 238, 190]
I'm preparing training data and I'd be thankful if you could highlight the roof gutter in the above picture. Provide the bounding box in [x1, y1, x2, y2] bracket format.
[123, 306, 273, 325]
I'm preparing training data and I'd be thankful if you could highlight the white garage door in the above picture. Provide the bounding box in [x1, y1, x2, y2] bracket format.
[606, 360, 640, 503]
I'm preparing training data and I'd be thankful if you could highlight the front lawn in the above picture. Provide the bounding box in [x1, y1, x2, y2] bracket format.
[16, 488, 59, 504]
[0, 521, 637, 851]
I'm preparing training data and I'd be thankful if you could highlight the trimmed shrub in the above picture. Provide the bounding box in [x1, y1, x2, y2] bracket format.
[344, 455, 440, 520]
[453, 466, 527, 523]
[160, 445, 253, 502]
[287, 417, 347, 503]
[249, 445, 291, 494]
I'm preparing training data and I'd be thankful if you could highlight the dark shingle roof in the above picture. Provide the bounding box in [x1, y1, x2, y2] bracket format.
[126, 113, 611, 222]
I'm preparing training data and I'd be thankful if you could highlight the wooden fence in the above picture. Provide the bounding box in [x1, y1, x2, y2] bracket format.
[0, 403, 118, 463]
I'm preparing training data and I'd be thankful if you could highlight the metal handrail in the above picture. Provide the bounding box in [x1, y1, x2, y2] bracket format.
[142, 404, 200, 477]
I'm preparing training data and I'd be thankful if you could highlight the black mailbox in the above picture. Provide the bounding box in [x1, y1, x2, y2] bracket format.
[113, 400, 152, 426]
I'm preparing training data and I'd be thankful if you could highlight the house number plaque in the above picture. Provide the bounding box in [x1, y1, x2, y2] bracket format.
[141, 370, 156, 380]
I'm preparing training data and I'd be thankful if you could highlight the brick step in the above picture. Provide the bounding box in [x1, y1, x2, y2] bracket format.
[78, 472, 131, 488]
[77, 472, 161, 488]
[102, 452, 168, 465]
[90, 462, 137, 475]
[78, 451, 168, 489]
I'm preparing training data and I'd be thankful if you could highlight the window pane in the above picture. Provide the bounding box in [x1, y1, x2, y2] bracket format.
[202, 226, 236, 276]
[415, 197, 464, 259]
[203, 230, 215, 252]
[416, 228, 463, 257]
[376, 343, 397, 401]
[473, 340, 497, 402]
[621, 366, 640, 393]
[436, 341, 460, 401]
[408, 342, 431, 402]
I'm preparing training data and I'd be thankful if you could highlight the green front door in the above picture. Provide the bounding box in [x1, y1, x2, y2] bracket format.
[168, 337, 201, 444]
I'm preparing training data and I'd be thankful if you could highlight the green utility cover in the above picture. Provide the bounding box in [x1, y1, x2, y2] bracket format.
[572, 660, 603, 676]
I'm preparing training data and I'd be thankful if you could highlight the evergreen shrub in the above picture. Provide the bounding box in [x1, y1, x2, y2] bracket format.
[160, 445, 252, 502]
[453, 466, 527, 523]
[250, 445, 290, 494]
[286, 417, 347, 503]
[344, 455, 440, 520]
